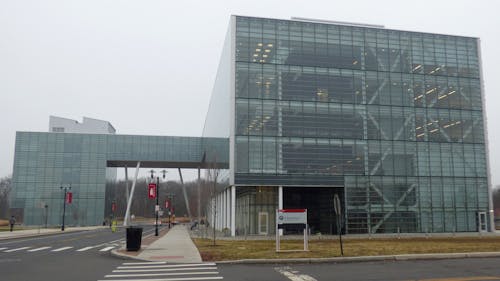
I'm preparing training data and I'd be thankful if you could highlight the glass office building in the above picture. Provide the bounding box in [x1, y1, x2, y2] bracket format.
[204, 16, 491, 235]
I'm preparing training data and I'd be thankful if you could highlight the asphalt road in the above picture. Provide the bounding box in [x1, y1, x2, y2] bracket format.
[0, 225, 155, 281]
[4, 229, 500, 281]
[218, 258, 500, 281]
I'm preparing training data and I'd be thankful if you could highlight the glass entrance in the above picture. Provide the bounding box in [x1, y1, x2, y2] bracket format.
[258, 212, 269, 235]
[478, 212, 487, 232]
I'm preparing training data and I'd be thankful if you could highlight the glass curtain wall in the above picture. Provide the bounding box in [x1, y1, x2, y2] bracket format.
[11, 133, 229, 226]
[233, 16, 486, 233]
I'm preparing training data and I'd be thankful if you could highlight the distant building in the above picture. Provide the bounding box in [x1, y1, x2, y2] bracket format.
[49, 116, 116, 134]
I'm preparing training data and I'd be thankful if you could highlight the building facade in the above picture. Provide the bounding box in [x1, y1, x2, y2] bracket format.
[10, 130, 227, 226]
[11, 16, 491, 235]
[204, 16, 491, 235]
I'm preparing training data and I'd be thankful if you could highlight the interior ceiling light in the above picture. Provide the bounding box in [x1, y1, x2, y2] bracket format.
[412, 64, 422, 71]
[426, 88, 436, 94]
[265, 49, 271, 53]
[256, 48, 261, 52]
[267, 43, 273, 47]
[253, 54, 259, 57]
[352, 60, 358, 65]
[429, 128, 438, 133]
[263, 54, 268, 58]
[429, 67, 441, 74]
[257, 43, 263, 46]
[417, 133, 425, 137]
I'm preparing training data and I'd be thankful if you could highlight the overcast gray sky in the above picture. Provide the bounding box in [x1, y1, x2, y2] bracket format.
[1, 0, 499, 184]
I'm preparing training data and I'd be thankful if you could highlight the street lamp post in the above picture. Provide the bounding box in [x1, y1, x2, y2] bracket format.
[60, 185, 71, 231]
[44, 204, 48, 228]
[150, 170, 167, 236]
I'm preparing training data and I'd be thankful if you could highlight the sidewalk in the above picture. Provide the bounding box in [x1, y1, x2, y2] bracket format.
[113, 224, 202, 263]
[0, 226, 106, 240]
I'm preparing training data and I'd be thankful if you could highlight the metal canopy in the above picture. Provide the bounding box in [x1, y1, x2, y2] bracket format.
[106, 160, 228, 169]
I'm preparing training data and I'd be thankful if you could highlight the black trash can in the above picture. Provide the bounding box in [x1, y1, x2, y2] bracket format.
[126, 227, 143, 251]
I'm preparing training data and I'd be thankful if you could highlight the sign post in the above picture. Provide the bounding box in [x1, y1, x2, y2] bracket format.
[276, 209, 308, 252]
[333, 193, 344, 256]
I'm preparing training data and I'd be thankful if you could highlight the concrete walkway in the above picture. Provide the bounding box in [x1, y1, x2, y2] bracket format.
[136, 225, 202, 263]
[0, 226, 106, 240]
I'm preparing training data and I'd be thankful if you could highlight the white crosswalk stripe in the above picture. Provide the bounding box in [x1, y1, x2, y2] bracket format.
[51, 246, 73, 252]
[0, 243, 121, 254]
[28, 246, 51, 252]
[99, 262, 224, 281]
[77, 246, 96, 252]
[4, 247, 30, 252]
[99, 246, 115, 252]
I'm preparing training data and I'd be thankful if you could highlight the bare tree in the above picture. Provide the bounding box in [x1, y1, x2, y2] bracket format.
[206, 159, 220, 246]
[0, 175, 12, 219]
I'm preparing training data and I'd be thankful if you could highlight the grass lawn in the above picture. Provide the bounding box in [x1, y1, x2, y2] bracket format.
[0, 226, 32, 232]
[194, 237, 500, 261]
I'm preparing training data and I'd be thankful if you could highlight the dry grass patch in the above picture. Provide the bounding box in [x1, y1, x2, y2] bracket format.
[194, 237, 500, 261]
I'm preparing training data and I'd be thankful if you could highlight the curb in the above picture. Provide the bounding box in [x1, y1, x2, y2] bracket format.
[109, 250, 500, 264]
[215, 252, 500, 264]
[0, 229, 95, 241]
[110, 248, 155, 262]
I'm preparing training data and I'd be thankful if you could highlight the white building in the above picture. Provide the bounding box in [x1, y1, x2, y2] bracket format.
[49, 116, 116, 134]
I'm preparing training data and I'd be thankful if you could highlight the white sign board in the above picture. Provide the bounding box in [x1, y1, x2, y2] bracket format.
[275, 209, 309, 252]
[277, 209, 307, 225]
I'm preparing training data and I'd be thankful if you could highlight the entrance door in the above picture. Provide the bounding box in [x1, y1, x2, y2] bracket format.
[478, 212, 487, 232]
[258, 212, 269, 235]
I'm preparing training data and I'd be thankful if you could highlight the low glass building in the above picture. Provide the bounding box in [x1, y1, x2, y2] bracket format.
[204, 16, 491, 235]
[10, 132, 228, 226]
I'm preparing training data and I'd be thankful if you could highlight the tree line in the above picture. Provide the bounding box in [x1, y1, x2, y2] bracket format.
[104, 178, 213, 221]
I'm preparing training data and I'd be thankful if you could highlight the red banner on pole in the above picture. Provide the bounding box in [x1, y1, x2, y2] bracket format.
[165, 199, 171, 209]
[111, 202, 116, 212]
[148, 183, 157, 199]
[66, 192, 73, 204]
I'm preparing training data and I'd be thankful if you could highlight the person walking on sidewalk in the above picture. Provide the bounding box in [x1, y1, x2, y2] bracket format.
[9, 216, 16, 232]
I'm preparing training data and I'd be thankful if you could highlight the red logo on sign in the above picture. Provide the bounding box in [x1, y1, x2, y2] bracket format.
[66, 192, 73, 204]
[148, 183, 156, 199]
